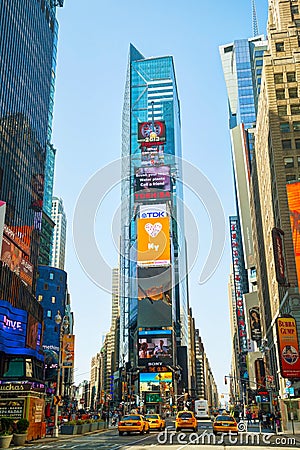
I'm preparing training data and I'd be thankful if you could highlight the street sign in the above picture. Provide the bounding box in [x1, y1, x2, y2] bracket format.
[286, 380, 292, 388]
[285, 387, 295, 396]
[53, 395, 62, 405]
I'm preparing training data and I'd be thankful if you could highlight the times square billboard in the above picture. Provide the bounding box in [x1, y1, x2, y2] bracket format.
[134, 166, 171, 192]
[138, 329, 173, 366]
[137, 266, 172, 328]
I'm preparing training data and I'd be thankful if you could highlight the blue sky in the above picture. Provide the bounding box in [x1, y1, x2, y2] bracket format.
[52, 1, 269, 392]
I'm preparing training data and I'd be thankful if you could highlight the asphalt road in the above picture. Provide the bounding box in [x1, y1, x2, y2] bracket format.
[22, 419, 300, 449]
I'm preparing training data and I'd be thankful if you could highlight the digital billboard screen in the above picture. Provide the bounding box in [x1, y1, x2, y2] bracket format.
[134, 166, 171, 192]
[141, 146, 164, 167]
[0, 300, 43, 361]
[138, 121, 166, 145]
[138, 330, 172, 365]
[138, 266, 172, 328]
[137, 217, 170, 267]
[139, 371, 172, 392]
[1, 235, 33, 287]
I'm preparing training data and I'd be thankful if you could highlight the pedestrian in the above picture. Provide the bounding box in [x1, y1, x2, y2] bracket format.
[275, 411, 281, 432]
[251, 411, 256, 424]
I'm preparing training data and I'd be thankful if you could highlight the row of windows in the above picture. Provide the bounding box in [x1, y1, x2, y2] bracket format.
[274, 72, 296, 83]
[276, 88, 298, 99]
[37, 294, 56, 303]
[42, 283, 60, 291]
[280, 121, 300, 132]
[281, 137, 300, 148]
[284, 156, 300, 167]
[278, 104, 300, 116]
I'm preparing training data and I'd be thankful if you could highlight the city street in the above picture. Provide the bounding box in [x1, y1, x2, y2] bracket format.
[20, 420, 300, 449]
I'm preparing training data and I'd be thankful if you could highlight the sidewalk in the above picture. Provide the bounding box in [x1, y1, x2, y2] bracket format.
[17, 426, 110, 448]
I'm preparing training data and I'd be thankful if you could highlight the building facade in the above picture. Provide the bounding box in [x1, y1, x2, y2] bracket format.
[51, 197, 67, 270]
[119, 44, 190, 412]
[252, 0, 300, 428]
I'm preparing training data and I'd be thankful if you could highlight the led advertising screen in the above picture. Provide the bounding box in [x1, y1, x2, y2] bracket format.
[140, 371, 172, 392]
[276, 316, 300, 378]
[137, 266, 172, 328]
[287, 182, 300, 285]
[134, 166, 171, 192]
[1, 235, 33, 287]
[138, 121, 166, 145]
[137, 217, 170, 267]
[141, 145, 164, 167]
[0, 300, 43, 361]
[138, 330, 172, 365]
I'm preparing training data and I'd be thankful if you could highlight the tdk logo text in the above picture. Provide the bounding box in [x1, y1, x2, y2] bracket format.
[141, 211, 166, 218]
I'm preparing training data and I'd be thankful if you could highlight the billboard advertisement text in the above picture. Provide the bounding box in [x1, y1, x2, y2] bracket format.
[134, 166, 171, 192]
[276, 316, 300, 378]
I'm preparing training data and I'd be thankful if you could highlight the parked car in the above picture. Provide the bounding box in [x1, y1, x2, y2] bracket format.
[212, 414, 238, 435]
[145, 414, 166, 431]
[118, 414, 150, 435]
[175, 411, 198, 432]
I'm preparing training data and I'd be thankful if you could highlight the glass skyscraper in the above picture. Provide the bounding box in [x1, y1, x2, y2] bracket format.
[119, 44, 190, 407]
[0, 0, 63, 387]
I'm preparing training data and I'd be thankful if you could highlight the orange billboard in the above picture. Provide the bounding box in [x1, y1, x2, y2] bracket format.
[62, 334, 75, 368]
[287, 182, 300, 285]
[137, 217, 170, 266]
[276, 317, 300, 378]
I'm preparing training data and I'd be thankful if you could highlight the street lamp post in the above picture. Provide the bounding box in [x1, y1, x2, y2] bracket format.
[53, 310, 70, 438]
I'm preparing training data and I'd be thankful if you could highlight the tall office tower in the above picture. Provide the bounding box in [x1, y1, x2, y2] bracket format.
[51, 197, 67, 270]
[220, 35, 268, 402]
[0, 1, 63, 433]
[119, 44, 190, 411]
[252, 0, 300, 410]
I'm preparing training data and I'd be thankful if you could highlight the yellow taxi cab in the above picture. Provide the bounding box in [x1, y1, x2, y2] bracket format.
[144, 413, 166, 431]
[212, 414, 238, 435]
[175, 411, 198, 432]
[118, 414, 150, 436]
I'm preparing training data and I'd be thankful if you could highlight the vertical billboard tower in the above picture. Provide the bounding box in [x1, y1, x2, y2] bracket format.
[120, 44, 189, 410]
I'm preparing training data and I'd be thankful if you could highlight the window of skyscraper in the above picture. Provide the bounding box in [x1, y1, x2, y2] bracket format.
[291, 105, 300, 115]
[284, 157, 294, 168]
[293, 121, 300, 131]
[298, 156, 300, 167]
[280, 122, 290, 132]
[289, 88, 298, 98]
[51, 296, 56, 304]
[282, 139, 292, 149]
[49, 272, 54, 280]
[278, 105, 287, 116]
[294, 19, 300, 27]
[44, 283, 48, 290]
[276, 89, 285, 100]
[287, 72, 296, 82]
[295, 139, 300, 149]
[291, 5, 299, 15]
[47, 310, 52, 318]
[38, 295, 43, 302]
[276, 42, 285, 52]
[274, 73, 284, 83]
[286, 174, 297, 182]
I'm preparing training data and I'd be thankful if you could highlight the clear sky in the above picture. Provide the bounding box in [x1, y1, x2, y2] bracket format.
[52, 1, 269, 392]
